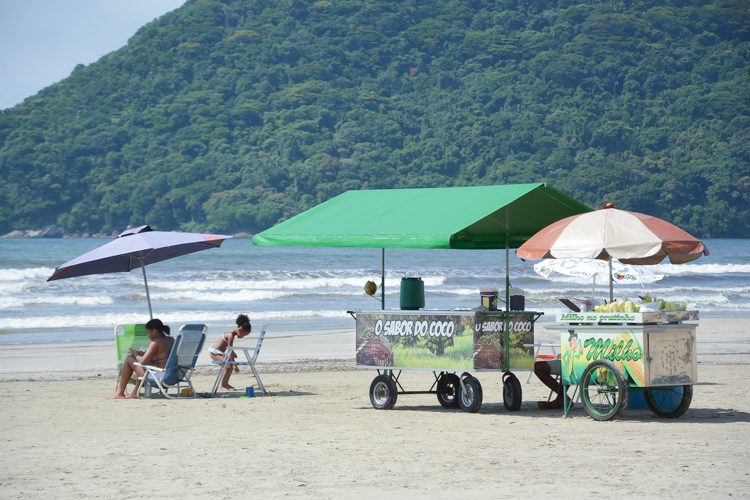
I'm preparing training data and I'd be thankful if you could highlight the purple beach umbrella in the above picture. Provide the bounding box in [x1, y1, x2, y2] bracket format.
[47, 225, 233, 318]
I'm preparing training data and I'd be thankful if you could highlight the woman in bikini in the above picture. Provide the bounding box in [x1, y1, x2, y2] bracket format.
[109, 318, 174, 399]
[209, 315, 252, 391]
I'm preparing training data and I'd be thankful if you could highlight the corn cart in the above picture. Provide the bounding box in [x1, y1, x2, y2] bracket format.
[548, 309, 698, 421]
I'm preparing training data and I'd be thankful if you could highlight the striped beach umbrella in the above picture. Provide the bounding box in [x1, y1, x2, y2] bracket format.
[516, 204, 708, 300]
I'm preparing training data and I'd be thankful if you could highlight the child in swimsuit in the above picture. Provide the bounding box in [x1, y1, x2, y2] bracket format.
[209, 315, 252, 390]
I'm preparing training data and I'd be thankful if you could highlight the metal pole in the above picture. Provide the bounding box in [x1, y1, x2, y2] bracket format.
[608, 259, 614, 302]
[381, 248, 385, 310]
[504, 207, 510, 372]
[141, 261, 153, 319]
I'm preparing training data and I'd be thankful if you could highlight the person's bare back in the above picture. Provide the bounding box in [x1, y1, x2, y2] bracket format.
[142, 335, 174, 367]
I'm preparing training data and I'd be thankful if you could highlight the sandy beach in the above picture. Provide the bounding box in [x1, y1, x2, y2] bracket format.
[1, 318, 749, 498]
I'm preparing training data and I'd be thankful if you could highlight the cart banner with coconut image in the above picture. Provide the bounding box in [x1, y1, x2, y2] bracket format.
[472, 313, 535, 370]
[561, 330, 646, 387]
[355, 312, 534, 370]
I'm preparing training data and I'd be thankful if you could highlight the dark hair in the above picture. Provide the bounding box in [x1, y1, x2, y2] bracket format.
[239, 322, 252, 333]
[236, 314, 250, 326]
[145, 318, 169, 335]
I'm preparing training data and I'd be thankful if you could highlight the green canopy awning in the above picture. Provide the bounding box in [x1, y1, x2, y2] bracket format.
[253, 183, 590, 249]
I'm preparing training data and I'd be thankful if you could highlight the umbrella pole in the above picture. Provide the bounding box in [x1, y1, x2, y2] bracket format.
[592, 274, 596, 298]
[141, 263, 153, 319]
[608, 259, 614, 303]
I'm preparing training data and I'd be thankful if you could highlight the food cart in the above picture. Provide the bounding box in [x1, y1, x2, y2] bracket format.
[516, 204, 709, 420]
[253, 183, 591, 412]
[352, 309, 541, 412]
[547, 309, 698, 421]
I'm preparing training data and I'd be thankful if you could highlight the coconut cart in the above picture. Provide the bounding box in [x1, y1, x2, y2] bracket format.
[253, 183, 591, 413]
[352, 306, 541, 412]
[516, 204, 709, 420]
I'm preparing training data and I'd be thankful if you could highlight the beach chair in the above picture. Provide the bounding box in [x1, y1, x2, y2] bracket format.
[134, 324, 207, 398]
[537, 354, 562, 402]
[210, 326, 267, 397]
[114, 323, 150, 388]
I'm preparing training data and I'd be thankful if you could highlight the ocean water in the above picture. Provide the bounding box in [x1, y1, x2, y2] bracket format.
[0, 238, 748, 345]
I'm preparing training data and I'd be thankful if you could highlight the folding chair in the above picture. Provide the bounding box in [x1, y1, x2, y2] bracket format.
[536, 354, 562, 402]
[135, 324, 207, 398]
[524, 342, 559, 383]
[114, 323, 149, 389]
[210, 326, 267, 397]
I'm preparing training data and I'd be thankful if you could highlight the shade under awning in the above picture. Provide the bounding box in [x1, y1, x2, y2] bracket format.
[252, 183, 591, 249]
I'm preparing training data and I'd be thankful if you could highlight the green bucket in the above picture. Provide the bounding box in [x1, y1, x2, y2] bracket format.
[400, 277, 425, 310]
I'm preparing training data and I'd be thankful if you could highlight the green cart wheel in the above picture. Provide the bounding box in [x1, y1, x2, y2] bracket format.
[436, 372, 460, 408]
[580, 360, 628, 421]
[645, 385, 693, 418]
[369, 374, 397, 410]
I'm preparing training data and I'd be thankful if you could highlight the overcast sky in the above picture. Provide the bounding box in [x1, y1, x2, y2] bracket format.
[0, 0, 186, 110]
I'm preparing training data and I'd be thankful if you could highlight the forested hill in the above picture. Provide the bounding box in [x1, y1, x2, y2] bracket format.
[0, 0, 749, 237]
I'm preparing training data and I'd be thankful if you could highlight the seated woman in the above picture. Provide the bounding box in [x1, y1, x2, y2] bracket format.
[109, 318, 174, 399]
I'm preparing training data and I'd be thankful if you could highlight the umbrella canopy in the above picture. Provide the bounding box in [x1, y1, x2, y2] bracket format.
[517, 204, 708, 301]
[533, 258, 663, 298]
[516, 206, 708, 265]
[48, 225, 232, 318]
[533, 258, 663, 285]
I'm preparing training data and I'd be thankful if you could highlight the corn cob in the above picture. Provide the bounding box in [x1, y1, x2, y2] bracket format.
[565, 336, 581, 378]
[566, 351, 575, 377]
[618, 332, 645, 386]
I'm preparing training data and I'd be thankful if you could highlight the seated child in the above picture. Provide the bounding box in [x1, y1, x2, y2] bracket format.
[209, 315, 252, 390]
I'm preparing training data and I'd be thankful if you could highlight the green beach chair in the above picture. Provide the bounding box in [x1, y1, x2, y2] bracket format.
[114, 323, 150, 387]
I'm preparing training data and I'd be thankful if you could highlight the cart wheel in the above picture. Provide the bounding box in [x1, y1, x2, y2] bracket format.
[580, 360, 627, 421]
[458, 375, 483, 413]
[436, 373, 460, 408]
[369, 374, 397, 410]
[502, 372, 522, 411]
[645, 385, 692, 418]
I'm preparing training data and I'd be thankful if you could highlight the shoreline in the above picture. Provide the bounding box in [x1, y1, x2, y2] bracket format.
[0, 328, 354, 381]
[0, 317, 747, 382]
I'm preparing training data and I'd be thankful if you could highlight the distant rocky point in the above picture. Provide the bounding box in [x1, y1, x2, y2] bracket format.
[1, 225, 254, 238]
[0, 225, 115, 238]
[2, 225, 63, 238]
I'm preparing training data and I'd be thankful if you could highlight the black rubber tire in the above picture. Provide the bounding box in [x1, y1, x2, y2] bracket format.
[458, 375, 483, 413]
[436, 373, 460, 408]
[369, 374, 397, 410]
[580, 359, 628, 421]
[645, 385, 693, 418]
[502, 372, 523, 411]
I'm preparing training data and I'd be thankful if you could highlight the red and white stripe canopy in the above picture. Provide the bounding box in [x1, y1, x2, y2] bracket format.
[516, 207, 708, 265]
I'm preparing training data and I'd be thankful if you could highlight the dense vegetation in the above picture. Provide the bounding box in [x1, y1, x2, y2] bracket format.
[0, 0, 748, 237]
